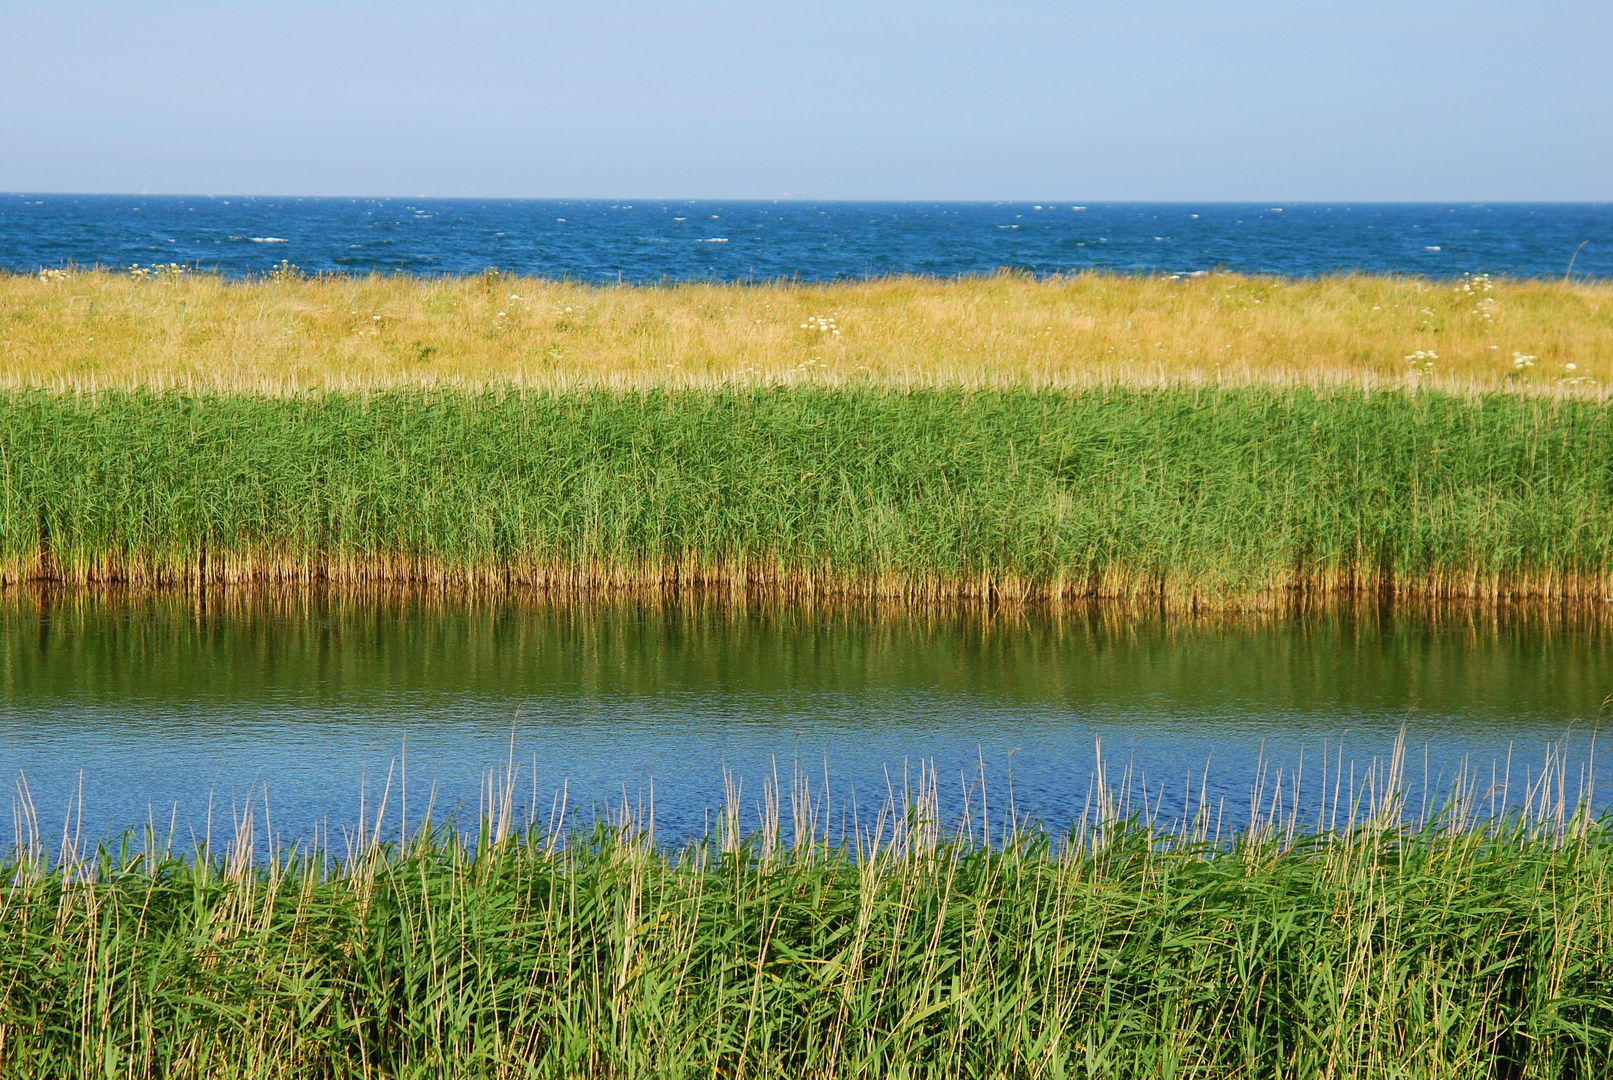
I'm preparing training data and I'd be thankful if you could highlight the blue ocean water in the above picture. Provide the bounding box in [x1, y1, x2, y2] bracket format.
[1, 195, 1607, 281]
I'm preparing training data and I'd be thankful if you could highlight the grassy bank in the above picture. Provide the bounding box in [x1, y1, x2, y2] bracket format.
[3, 386, 1612, 606]
[2, 777, 1610, 1078]
[5, 268, 1610, 393]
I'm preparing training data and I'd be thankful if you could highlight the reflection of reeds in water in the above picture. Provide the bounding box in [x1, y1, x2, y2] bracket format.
[5, 386, 1613, 609]
[4, 739, 1610, 1076]
[9, 589, 1612, 742]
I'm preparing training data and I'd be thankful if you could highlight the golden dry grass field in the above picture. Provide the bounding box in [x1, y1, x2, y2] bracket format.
[4, 267, 1610, 394]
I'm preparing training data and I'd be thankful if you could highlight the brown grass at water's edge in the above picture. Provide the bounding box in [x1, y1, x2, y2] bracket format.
[6, 552, 1613, 613]
[5, 267, 1612, 394]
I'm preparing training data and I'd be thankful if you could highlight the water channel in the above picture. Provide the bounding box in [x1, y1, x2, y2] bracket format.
[2, 592, 1609, 849]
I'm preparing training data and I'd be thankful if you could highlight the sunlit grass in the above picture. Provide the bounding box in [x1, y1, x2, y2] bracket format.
[4, 267, 1610, 393]
[6, 269, 1612, 605]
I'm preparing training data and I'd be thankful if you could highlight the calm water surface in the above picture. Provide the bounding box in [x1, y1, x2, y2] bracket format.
[1, 595, 1608, 846]
[2, 196, 1608, 281]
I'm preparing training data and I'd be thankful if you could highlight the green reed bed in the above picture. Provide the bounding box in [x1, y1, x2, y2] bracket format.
[2, 780, 1611, 1078]
[3, 386, 1612, 605]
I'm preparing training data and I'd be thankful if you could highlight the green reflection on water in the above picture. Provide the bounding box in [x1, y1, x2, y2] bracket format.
[3, 592, 1610, 724]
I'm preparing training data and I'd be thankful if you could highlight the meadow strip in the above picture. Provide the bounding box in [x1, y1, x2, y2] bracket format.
[3, 386, 1612, 606]
[5, 268, 1611, 393]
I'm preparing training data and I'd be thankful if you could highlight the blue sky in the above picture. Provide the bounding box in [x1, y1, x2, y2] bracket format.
[2, 1, 1609, 200]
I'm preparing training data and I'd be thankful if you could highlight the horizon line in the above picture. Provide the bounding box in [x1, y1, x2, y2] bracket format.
[5, 192, 1611, 207]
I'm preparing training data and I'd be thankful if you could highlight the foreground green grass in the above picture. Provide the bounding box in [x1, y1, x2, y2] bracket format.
[3, 386, 1612, 606]
[1, 802, 1609, 1077]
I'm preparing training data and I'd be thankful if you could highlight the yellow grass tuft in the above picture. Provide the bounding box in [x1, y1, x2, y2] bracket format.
[3, 267, 1610, 394]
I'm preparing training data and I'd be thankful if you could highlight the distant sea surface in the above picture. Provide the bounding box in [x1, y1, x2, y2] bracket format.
[1, 195, 1607, 281]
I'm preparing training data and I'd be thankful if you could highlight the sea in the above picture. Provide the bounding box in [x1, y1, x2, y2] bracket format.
[1, 195, 1608, 281]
